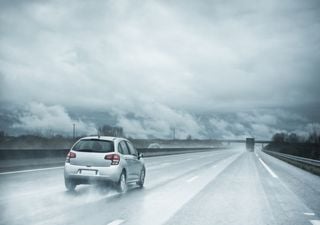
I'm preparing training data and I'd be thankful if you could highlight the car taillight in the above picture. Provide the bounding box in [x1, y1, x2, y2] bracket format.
[104, 154, 120, 165]
[66, 151, 76, 163]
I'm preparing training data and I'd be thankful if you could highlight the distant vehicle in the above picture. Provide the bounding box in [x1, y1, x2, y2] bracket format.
[64, 136, 145, 193]
[246, 138, 255, 152]
[147, 143, 161, 149]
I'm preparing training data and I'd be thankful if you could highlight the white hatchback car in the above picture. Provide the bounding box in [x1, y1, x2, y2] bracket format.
[64, 136, 145, 192]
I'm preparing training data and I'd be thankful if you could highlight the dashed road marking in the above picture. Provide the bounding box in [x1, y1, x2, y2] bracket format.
[310, 220, 320, 225]
[258, 158, 278, 178]
[304, 212, 315, 216]
[107, 219, 125, 225]
[0, 166, 64, 175]
[148, 162, 175, 170]
[186, 176, 199, 183]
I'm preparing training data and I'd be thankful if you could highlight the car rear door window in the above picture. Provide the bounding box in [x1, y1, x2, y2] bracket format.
[126, 141, 138, 156]
[119, 141, 130, 155]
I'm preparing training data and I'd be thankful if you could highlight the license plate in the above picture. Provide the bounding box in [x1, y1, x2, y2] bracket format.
[81, 170, 97, 176]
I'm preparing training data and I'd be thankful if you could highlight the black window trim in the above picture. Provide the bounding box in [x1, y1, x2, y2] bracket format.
[118, 142, 124, 154]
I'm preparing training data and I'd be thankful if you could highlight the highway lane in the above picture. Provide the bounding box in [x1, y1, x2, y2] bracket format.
[166, 148, 320, 225]
[0, 147, 319, 225]
[258, 148, 320, 218]
[0, 149, 239, 225]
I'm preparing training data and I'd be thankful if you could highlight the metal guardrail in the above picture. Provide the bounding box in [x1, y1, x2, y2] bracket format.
[263, 150, 320, 167]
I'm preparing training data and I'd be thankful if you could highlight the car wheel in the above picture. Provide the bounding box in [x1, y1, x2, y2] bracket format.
[65, 178, 76, 192]
[117, 172, 127, 193]
[137, 168, 145, 188]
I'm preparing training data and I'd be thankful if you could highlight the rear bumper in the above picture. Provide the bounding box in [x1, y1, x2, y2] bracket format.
[64, 163, 122, 184]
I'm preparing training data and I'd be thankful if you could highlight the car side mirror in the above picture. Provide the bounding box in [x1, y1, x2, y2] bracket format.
[138, 152, 143, 159]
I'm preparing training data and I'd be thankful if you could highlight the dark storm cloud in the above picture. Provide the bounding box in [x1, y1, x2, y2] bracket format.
[0, 0, 320, 138]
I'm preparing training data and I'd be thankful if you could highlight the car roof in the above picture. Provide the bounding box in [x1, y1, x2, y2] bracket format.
[80, 136, 127, 142]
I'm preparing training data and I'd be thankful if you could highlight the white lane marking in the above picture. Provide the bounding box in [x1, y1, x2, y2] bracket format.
[0, 166, 64, 175]
[304, 212, 315, 216]
[148, 162, 173, 170]
[310, 220, 320, 225]
[186, 176, 199, 183]
[107, 219, 125, 225]
[258, 158, 278, 178]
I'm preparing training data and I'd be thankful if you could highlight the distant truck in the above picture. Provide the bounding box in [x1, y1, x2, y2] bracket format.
[246, 138, 255, 152]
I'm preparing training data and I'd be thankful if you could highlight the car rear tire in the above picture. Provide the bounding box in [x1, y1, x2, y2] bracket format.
[65, 178, 76, 192]
[117, 172, 127, 193]
[137, 168, 145, 188]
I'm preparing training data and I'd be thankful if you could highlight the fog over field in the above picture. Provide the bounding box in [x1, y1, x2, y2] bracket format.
[1, 0, 320, 139]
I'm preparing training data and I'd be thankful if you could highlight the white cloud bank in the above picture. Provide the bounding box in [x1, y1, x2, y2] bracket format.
[8, 102, 320, 140]
[113, 104, 319, 139]
[13, 102, 97, 136]
[115, 102, 204, 139]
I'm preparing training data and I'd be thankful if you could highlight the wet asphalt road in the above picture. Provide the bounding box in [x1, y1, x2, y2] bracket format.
[0, 147, 319, 225]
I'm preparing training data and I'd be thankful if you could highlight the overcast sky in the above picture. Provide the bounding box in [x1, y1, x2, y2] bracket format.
[1, 0, 320, 139]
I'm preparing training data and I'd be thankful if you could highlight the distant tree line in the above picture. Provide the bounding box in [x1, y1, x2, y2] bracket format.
[272, 131, 320, 144]
[268, 131, 320, 160]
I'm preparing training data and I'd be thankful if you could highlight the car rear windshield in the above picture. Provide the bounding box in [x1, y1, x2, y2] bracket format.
[72, 139, 114, 153]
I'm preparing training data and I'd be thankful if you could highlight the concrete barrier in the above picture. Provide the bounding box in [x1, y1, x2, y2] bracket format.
[0, 149, 69, 160]
[0, 147, 228, 172]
